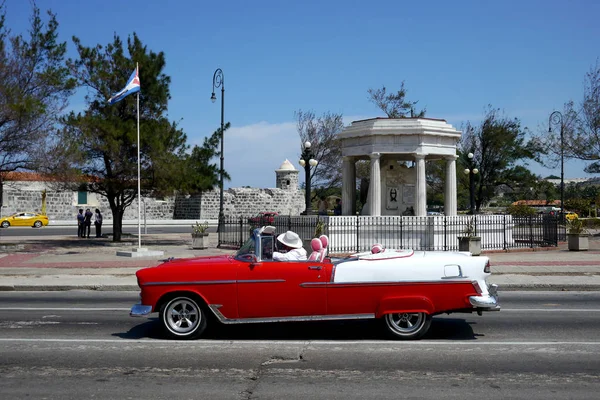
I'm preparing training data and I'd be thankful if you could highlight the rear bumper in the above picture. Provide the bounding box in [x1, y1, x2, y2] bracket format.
[130, 304, 153, 317]
[469, 284, 500, 311]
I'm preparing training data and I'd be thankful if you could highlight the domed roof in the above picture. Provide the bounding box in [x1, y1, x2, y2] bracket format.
[276, 159, 297, 171]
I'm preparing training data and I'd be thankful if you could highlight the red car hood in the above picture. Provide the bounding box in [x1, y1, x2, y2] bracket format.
[136, 254, 235, 282]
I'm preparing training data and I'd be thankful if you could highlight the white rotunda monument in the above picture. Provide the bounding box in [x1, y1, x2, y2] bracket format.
[338, 118, 462, 217]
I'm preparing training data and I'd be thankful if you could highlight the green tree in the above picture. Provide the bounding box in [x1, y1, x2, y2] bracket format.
[49, 33, 211, 241]
[367, 82, 426, 118]
[459, 106, 538, 212]
[0, 3, 75, 205]
[180, 123, 230, 195]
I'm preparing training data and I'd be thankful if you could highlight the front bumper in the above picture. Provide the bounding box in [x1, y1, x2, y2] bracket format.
[469, 284, 501, 311]
[130, 304, 153, 317]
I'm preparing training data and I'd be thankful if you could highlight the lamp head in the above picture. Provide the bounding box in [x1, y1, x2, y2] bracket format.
[464, 169, 470, 175]
[211, 93, 216, 103]
[473, 168, 479, 174]
[309, 159, 318, 167]
[299, 159, 306, 167]
[467, 152, 474, 159]
[304, 141, 311, 149]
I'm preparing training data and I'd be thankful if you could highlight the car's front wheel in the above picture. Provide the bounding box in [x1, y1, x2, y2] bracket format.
[383, 312, 431, 340]
[1, 221, 9, 228]
[160, 296, 207, 340]
[33, 221, 43, 228]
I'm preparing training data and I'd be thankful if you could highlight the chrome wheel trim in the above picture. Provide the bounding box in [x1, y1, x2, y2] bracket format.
[164, 298, 201, 336]
[385, 312, 426, 335]
[34, 221, 42, 228]
[1, 221, 9, 228]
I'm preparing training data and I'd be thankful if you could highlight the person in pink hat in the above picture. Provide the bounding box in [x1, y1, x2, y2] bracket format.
[273, 231, 307, 261]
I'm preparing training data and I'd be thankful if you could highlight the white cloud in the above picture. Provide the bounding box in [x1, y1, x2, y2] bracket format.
[224, 120, 302, 188]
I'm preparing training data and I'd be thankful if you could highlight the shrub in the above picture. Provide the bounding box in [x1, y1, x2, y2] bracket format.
[506, 204, 537, 217]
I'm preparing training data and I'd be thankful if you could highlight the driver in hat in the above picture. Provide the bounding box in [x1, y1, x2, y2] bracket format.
[272, 231, 307, 261]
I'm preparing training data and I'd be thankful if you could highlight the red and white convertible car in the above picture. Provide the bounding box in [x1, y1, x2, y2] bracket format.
[131, 226, 500, 340]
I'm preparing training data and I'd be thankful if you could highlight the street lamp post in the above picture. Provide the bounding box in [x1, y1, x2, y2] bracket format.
[211, 68, 225, 222]
[299, 141, 318, 215]
[463, 152, 479, 215]
[548, 111, 564, 216]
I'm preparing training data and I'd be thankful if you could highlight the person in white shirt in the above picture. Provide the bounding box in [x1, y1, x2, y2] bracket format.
[272, 231, 307, 261]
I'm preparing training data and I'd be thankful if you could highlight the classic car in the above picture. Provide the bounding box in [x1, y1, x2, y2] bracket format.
[247, 211, 278, 225]
[131, 226, 500, 340]
[0, 212, 49, 228]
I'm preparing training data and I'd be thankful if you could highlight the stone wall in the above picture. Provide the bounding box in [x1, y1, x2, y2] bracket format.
[1, 180, 305, 220]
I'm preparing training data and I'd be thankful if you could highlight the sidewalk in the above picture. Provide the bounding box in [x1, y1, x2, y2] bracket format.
[0, 233, 599, 291]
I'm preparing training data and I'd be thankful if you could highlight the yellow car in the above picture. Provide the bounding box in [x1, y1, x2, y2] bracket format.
[564, 212, 578, 221]
[0, 212, 49, 228]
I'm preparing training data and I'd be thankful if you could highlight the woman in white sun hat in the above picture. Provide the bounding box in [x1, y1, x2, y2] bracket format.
[272, 231, 307, 261]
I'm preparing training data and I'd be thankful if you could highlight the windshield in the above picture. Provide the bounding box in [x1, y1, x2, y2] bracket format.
[235, 236, 256, 259]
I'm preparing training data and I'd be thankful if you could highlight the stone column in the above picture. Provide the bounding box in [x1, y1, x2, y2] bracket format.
[369, 153, 381, 216]
[414, 154, 426, 216]
[444, 155, 458, 216]
[342, 156, 355, 215]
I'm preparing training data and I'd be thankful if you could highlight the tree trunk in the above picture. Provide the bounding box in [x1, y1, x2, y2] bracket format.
[111, 207, 124, 242]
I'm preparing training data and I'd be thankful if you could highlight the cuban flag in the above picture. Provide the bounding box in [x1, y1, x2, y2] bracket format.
[108, 67, 141, 105]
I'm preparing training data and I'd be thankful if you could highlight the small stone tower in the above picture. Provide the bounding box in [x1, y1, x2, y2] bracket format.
[275, 159, 298, 191]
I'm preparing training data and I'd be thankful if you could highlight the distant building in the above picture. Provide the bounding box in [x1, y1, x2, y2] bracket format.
[0, 160, 306, 221]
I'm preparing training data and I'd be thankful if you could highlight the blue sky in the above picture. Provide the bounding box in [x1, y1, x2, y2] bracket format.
[5, 0, 600, 188]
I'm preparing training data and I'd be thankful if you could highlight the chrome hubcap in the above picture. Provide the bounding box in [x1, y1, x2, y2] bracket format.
[387, 312, 424, 334]
[166, 299, 199, 334]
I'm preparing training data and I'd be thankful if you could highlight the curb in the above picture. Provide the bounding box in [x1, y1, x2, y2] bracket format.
[0, 285, 140, 292]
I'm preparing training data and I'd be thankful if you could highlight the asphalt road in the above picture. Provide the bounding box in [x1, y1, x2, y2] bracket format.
[0, 291, 599, 399]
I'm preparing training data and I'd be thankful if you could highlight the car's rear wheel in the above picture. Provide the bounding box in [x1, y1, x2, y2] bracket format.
[33, 221, 43, 228]
[1, 221, 9, 228]
[383, 312, 431, 340]
[160, 296, 207, 340]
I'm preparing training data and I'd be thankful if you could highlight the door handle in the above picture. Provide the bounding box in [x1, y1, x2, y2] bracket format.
[308, 266, 322, 270]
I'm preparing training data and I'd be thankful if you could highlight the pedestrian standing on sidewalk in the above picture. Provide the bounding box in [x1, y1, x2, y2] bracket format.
[84, 208, 93, 238]
[94, 208, 103, 238]
[77, 209, 85, 238]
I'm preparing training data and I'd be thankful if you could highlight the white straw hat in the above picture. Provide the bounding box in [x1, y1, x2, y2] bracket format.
[277, 231, 303, 249]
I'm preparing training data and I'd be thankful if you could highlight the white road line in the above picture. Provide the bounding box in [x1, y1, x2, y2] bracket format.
[0, 338, 599, 345]
[0, 308, 130, 311]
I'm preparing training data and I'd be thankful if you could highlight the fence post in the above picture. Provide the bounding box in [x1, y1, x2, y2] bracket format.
[503, 215, 507, 250]
[443, 216, 447, 251]
[239, 216, 244, 248]
[356, 215, 360, 253]
[400, 216, 404, 250]
[529, 215, 534, 248]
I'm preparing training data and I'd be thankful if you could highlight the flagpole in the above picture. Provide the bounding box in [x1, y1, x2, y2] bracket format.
[136, 64, 141, 249]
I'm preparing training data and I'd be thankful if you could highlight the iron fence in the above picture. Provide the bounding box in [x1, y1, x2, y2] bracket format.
[218, 214, 564, 253]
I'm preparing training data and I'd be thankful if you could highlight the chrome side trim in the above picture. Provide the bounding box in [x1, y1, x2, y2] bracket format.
[207, 305, 375, 324]
[143, 279, 286, 287]
[143, 280, 236, 286]
[130, 304, 153, 317]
